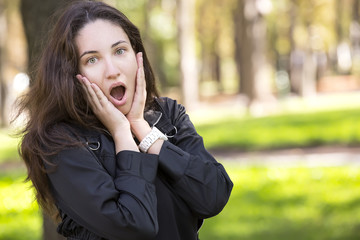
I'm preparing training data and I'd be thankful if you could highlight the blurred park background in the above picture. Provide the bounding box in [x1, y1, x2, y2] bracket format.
[1, 0, 360, 239]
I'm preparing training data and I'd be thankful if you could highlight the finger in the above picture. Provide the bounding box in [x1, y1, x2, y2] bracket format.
[78, 75, 104, 110]
[90, 81, 109, 107]
[136, 52, 143, 68]
[135, 52, 146, 102]
[76, 74, 95, 106]
[136, 52, 145, 88]
[77, 75, 91, 98]
[76, 74, 87, 93]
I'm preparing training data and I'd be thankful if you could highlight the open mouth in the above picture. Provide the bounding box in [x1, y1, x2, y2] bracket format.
[110, 85, 125, 101]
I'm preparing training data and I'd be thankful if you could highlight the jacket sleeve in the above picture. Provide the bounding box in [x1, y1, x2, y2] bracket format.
[46, 147, 159, 240]
[157, 98, 233, 219]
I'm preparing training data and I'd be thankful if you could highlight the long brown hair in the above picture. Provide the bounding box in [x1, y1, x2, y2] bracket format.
[16, 0, 158, 216]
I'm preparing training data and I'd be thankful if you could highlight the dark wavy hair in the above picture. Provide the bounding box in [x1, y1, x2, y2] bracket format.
[15, 0, 158, 216]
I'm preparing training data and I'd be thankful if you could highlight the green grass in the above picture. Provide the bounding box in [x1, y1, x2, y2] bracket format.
[1, 164, 360, 240]
[0, 129, 20, 164]
[0, 169, 42, 240]
[195, 108, 360, 151]
[199, 163, 360, 240]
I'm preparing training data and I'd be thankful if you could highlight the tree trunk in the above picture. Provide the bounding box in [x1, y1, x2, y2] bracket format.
[176, 0, 199, 109]
[209, 23, 222, 91]
[233, 0, 272, 107]
[300, 18, 317, 97]
[20, 1, 70, 238]
[350, 0, 360, 75]
[301, 49, 317, 97]
[335, 0, 344, 43]
[288, 0, 302, 95]
[20, 0, 71, 75]
[142, 0, 168, 91]
[233, 0, 246, 95]
[213, 50, 221, 87]
[334, 0, 352, 74]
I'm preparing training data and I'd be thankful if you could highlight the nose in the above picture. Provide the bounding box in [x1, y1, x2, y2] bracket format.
[105, 57, 120, 79]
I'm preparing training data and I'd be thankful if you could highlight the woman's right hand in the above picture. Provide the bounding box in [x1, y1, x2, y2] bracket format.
[76, 75, 139, 152]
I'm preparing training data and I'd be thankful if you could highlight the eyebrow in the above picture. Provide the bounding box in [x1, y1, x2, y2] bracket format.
[79, 40, 128, 59]
[111, 40, 127, 48]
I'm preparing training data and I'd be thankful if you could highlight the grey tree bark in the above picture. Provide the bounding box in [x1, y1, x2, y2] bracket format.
[288, 0, 302, 95]
[233, 0, 273, 109]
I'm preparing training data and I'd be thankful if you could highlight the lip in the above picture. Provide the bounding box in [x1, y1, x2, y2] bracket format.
[109, 82, 127, 107]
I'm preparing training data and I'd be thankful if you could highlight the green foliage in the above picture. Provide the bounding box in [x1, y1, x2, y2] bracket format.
[196, 108, 360, 151]
[199, 163, 360, 240]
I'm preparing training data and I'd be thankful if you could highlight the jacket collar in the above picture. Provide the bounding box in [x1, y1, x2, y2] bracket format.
[144, 108, 177, 138]
[144, 109, 163, 127]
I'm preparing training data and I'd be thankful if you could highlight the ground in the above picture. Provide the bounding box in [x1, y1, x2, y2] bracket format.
[211, 145, 360, 167]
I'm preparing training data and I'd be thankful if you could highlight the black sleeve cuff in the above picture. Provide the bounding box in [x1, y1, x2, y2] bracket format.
[158, 141, 190, 182]
[116, 151, 159, 183]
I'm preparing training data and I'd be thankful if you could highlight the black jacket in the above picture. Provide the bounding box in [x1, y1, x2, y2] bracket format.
[47, 97, 233, 240]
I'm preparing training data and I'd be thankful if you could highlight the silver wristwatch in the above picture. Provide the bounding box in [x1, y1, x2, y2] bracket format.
[139, 127, 168, 153]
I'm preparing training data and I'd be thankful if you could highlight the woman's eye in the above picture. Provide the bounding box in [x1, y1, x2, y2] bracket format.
[115, 48, 125, 55]
[87, 57, 98, 64]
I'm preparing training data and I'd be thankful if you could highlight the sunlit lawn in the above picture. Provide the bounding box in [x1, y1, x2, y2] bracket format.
[199, 163, 360, 240]
[1, 163, 360, 240]
[0, 169, 42, 240]
[195, 108, 360, 151]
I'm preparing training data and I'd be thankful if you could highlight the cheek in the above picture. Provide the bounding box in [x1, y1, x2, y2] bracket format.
[128, 68, 137, 91]
[129, 59, 139, 84]
[81, 67, 103, 85]
[80, 67, 109, 96]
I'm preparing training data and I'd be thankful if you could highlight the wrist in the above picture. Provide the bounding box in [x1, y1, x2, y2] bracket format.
[112, 130, 138, 153]
[130, 119, 152, 141]
[110, 124, 131, 139]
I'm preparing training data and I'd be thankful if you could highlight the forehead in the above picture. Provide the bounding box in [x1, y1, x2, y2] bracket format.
[75, 19, 130, 51]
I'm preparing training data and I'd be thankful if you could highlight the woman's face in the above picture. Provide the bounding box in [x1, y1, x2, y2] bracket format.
[75, 19, 138, 115]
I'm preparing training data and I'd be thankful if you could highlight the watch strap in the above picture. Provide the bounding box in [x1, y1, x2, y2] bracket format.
[139, 127, 168, 153]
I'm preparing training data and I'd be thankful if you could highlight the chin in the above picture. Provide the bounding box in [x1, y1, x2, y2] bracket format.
[118, 106, 131, 116]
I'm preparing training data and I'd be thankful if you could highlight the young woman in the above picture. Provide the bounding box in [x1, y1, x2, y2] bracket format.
[17, 1, 233, 239]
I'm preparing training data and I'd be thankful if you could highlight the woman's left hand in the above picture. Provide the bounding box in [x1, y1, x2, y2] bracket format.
[127, 52, 164, 154]
[127, 52, 152, 141]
